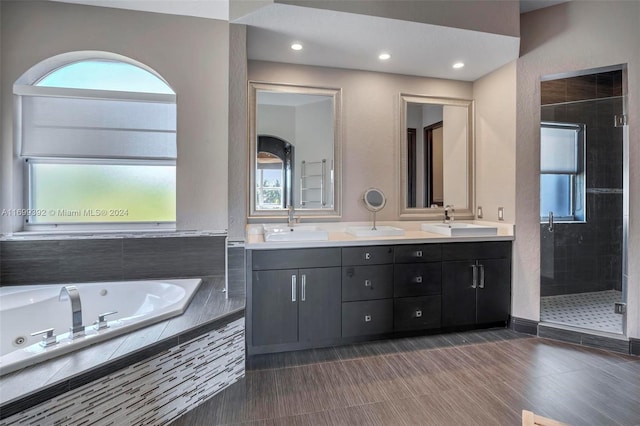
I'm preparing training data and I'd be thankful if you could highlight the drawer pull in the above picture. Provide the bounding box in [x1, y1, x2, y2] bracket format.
[364, 252, 371, 260]
[415, 310, 423, 318]
[415, 276, 423, 284]
[364, 314, 372, 322]
[415, 250, 423, 257]
[364, 279, 372, 287]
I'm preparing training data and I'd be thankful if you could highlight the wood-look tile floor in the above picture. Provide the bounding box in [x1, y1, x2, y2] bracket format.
[170, 329, 640, 425]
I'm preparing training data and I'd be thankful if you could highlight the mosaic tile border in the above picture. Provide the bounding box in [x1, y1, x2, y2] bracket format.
[0, 318, 245, 426]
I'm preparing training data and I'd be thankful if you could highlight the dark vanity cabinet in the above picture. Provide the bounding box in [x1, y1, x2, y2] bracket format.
[441, 242, 511, 327]
[341, 246, 394, 337]
[247, 241, 511, 355]
[393, 245, 442, 331]
[249, 248, 342, 353]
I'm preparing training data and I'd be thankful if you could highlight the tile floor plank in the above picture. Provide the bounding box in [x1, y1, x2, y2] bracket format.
[170, 329, 640, 426]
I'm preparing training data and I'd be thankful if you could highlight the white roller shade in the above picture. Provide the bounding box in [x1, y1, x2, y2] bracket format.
[18, 87, 176, 160]
[540, 125, 579, 173]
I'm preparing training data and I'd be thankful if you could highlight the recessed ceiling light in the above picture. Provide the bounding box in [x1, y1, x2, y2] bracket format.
[291, 43, 303, 51]
[379, 53, 391, 61]
[453, 62, 465, 69]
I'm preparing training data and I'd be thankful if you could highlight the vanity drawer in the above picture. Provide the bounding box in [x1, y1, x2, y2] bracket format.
[394, 263, 442, 297]
[394, 296, 441, 331]
[394, 244, 441, 263]
[441, 242, 511, 261]
[252, 247, 341, 270]
[342, 265, 394, 301]
[342, 299, 393, 337]
[342, 246, 394, 266]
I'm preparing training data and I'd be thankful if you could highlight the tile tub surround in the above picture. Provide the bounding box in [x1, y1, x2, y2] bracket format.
[245, 220, 514, 249]
[0, 232, 226, 286]
[0, 277, 245, 419]
[0, 318, 245, 426]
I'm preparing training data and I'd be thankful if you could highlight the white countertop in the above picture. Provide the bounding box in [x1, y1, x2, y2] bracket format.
[246, 220, 514, 249]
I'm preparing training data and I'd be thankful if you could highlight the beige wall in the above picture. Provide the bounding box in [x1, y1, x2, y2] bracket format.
[473, 61, 517, 224]
[0, 1, 229, 232]
[247, 60, 473, 222]
[517, 2, 640, 337]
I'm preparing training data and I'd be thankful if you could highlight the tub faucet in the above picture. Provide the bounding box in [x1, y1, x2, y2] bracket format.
[444, 205, 455, 224]
[59, 285, 85, 339]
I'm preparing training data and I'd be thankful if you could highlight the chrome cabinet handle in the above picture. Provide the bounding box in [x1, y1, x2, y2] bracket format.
[415, 250, 423, 258]
[291, 274, 297, 302]
[415, 276, 423, 284]
[415, 310, 423, 318]
[364, 252, 371, 260]
[365, 279, 372, 287]
[548, 211, 554, 232]
[471, 264, 478, 289]
[364, 315, 372, 322]
[301, 274, 306, 302]
[479, 265, 485, 289]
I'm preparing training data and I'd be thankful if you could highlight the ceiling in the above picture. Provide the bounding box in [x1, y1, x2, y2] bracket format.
[236, 3, 519, 81]
[49, 1, 570, 82]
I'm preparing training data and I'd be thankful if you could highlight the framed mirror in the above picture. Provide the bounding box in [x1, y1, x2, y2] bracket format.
[248, 82, 342, 219]
[399, 94, 474, 219]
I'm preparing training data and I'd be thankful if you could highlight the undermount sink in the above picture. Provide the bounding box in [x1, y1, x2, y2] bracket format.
[263, 224, 329, 241]
[420, 222, 498, 237]
[346, 226, 405, 237]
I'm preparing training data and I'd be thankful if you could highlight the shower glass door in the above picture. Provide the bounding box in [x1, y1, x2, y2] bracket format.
[539, 68, 626, 335]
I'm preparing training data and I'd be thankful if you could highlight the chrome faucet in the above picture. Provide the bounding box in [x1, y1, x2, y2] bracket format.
[444, 205, 455, 224]
[59, 285, 85, 338]
[287, 204, 298, 227]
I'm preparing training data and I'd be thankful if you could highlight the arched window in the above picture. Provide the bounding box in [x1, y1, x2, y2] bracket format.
[15, 57, 176, 229]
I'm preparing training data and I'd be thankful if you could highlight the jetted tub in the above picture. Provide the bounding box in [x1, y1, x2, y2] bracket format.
[0, 279, 201, 376]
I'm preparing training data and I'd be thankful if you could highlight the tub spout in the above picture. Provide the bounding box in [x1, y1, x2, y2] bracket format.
[59, 285, 85, 338]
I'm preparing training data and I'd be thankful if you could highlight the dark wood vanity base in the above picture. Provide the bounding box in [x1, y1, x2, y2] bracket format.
[246, 241, 512, 356]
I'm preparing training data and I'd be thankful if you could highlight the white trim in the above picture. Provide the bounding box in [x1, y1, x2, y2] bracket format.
[14, 84, 176, 103]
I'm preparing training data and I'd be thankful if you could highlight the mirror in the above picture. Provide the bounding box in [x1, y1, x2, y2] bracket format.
[363, 187, 386, 230]
[363, 188, 386, 212]
[399, 94, 474, 219]
[249, 82, 342, 219]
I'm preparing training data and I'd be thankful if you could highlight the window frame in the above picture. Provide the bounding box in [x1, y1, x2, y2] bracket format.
[15, 58, 177, 232]
[540, 121, 586, 224]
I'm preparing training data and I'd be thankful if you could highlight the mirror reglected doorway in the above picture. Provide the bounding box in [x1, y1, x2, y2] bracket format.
[539, 65, 628, 336]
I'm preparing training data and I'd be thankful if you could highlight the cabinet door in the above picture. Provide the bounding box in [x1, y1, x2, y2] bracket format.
[476, 259, 511, 324]
[299, 267, 342, 343]
[252, 269, 298, 346]
[442, 260, 477, 327]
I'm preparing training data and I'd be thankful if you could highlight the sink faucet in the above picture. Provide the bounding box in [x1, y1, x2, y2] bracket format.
[59, 285, 85, 338]
[444, 205, 455, 224]
[287, 204, 298, 227]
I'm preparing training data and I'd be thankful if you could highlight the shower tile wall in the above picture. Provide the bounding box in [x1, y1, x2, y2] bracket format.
[540, 71, 623, 297]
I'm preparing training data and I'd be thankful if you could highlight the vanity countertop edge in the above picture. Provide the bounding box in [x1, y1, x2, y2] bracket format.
[246, 220, 514, 250]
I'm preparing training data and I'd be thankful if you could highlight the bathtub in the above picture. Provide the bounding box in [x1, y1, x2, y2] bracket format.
[0, 279, 202, 377]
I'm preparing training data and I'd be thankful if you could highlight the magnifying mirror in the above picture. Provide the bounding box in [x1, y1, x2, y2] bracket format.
[362, 188, 386, 230]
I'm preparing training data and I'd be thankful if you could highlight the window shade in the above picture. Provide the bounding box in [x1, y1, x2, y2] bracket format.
[20, 92, 176, 159]
[540, 125, 579, 173]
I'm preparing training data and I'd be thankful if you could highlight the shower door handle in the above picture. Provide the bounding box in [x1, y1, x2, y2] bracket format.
[548, 211, 554, 232]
